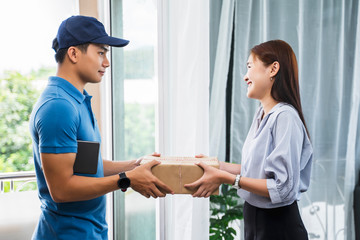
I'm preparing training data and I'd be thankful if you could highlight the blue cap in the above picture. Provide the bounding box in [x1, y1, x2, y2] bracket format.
[52, 15, 129, 52]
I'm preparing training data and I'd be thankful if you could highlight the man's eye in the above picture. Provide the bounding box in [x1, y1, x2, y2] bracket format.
[99, 52, 104, 55]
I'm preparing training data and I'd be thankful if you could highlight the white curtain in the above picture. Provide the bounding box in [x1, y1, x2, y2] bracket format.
[157, 0, 210, 239]
[209, 0, 235, 162]
[210, 0, 360, 239]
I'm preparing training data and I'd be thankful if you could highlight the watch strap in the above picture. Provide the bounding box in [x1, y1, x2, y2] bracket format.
[233, 174, 241, 189]
[118, 172, 129, 192]
[119, 172, 127, 179]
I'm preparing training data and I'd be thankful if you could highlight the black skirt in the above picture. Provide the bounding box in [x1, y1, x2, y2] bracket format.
[243, 201, 308, 240]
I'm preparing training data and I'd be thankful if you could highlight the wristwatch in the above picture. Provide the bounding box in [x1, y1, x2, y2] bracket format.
[233, 174, 241, 189]
[117, 172, 131, 192]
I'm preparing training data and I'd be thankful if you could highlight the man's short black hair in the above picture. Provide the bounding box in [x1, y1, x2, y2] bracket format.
[53, 38, 90, 63]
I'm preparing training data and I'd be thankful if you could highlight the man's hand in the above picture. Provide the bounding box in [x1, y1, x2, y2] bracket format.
[127, 160, 173, 198]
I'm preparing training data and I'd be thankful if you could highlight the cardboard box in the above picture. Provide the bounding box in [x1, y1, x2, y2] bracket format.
[140, 156, 219, 195]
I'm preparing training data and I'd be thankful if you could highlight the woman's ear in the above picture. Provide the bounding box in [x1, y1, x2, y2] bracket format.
[67, 47, 79, 64]
[270, 61, 280, 77]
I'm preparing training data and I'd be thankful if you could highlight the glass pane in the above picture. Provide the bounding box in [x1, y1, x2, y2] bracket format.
[111, 0, 157, 239]
[0, 0, 78, 239]
[0, 0, 78, 175]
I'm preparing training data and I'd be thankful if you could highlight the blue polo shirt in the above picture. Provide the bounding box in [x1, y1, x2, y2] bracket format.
[29, 76, 107, 239]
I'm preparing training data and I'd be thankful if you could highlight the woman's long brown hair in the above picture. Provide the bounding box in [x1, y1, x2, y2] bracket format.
[251, 40, 310, 138]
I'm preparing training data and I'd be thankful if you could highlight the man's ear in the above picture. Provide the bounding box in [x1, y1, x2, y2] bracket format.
[67, 47, 79, 64]
[270, 61, 280, 77]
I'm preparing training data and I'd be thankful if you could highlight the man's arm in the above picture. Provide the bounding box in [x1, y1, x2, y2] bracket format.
[103, 152, 161, 176]
[41, 153, 173, 202]
[103, 159, 139, 176]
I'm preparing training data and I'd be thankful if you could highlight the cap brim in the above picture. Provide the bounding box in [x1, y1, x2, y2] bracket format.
[91, 35, 129, 47]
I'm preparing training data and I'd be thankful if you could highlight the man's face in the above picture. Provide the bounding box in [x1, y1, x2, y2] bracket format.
[76, 43, 110, 84]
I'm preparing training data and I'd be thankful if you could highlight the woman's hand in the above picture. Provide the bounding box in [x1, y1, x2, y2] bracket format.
[134, 152, 161, 167]
[151, 152, 161, 157]
[184, 161, 225, 198]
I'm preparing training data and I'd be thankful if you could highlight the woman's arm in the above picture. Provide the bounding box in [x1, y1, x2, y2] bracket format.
[185, 162, 269, 198]
[219, 161, 241, 175]
[195, 154, 241, 174]
[238, 177, 269, 198]
[218, 160, 269, 197]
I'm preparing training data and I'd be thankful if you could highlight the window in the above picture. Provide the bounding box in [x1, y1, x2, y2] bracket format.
[110, 0, 158, 239]
[0, 1, 78, 238]
[0, 0, 79, 176]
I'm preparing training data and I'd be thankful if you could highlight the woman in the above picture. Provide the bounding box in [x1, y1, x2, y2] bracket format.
[185, 40, 313, 240]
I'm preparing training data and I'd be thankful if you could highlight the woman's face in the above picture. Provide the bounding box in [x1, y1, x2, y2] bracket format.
[243, 54, 274, 101]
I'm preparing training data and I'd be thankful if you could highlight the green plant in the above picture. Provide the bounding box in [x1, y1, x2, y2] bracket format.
[0, 68, 52, 192]
[0, 71, 40, 173]
[210, 184, 243, 240]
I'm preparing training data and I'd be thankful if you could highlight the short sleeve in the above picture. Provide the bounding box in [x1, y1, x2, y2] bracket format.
[265, 110, 304, 204]
[35, 98, 79, 153]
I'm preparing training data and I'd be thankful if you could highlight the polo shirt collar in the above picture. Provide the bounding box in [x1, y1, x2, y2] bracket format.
[48, 76, 87, 103]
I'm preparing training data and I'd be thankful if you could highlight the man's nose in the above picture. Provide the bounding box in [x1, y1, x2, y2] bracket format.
[103, 56, 110, 68]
